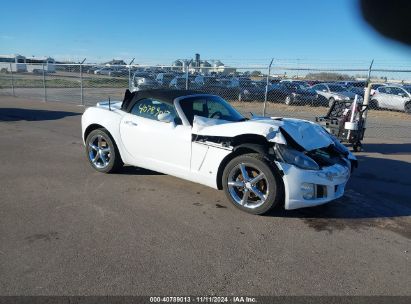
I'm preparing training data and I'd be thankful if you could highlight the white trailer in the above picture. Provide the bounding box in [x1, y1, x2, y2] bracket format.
[25, 56, 56, 73]
[0, 54, 27, 72]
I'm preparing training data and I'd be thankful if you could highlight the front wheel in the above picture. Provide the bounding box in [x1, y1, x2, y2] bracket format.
[404, 102, 411, 114]
[222, 153, 284, 215]
[85, 128, 123, 173]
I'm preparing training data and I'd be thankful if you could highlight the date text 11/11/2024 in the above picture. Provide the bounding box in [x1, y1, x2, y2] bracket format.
[149, 296, 257, 303]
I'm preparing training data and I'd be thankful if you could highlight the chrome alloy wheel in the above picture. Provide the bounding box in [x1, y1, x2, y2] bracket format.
[227, 163, 269, 209]
[87, 134, 111, 169]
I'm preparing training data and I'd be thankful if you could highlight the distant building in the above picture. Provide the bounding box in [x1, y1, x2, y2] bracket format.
[104, 59, 127, 66]
[172, 57, 236, 75]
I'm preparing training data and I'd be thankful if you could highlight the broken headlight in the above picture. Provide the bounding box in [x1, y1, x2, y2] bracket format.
[274, 144, 320, 171]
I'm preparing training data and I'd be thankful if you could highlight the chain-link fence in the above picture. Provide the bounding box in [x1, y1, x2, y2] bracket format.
[1, 60, 410, 140]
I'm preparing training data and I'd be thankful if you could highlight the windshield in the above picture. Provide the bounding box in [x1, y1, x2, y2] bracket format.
[179, 95, 245, 125]
[328, 85, 346, 92]
[403, 86, 411, 93]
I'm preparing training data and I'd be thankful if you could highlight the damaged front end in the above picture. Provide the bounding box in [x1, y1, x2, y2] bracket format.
[266, 128, 356, 210]
[192, 115, 357, 210]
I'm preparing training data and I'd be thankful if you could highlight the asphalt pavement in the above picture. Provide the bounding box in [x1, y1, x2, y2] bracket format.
[0, 97, 410, 296]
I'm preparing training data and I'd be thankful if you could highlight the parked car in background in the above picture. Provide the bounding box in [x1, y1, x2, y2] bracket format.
[276, 81, 318, 105]
[110, 68, 128, 77]
[156, 73, 175, 88]
[368, 83, 387, 96]
[238, 81, 266, 101]
[131, 72, 159, 91]
[311, 83, 362, 107]
[336, 81, 366, 88]
[86, 66, 101, 74]
[279, 80, 310, 87]
[94, 67, 116, 76]
[346, 86, 365, 98]
[193, 75, 219, 87]
[370, 85, 411, 113]
[169, 75, 196, 90]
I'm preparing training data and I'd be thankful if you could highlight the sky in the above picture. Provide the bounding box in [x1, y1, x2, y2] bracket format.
[1, 0, 411, 67]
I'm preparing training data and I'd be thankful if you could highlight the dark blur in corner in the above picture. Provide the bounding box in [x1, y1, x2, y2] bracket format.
[360, 0, 411, 46]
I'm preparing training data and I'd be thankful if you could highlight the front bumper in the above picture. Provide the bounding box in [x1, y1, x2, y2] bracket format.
[275, 161, 351, 210]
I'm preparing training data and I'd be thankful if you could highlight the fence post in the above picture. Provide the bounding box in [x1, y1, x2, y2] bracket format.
[9, 63, 15, 96]
[42, 63, 47, 101]
[263, 58, 274, 117]
[186, 59, 193, 90]
[128, 58, 135, 90]
[80, 58, 86, 105]
[362, 59, 374, 126]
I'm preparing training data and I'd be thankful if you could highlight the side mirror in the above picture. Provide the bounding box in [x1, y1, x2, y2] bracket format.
[398, 92, 406, 97]
[158, 112, 174, 123]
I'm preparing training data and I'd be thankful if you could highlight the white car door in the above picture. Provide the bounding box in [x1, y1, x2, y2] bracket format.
[383, 87, 404, 110]
[390, 87, 409, 111]
[119, 98, 192, 174]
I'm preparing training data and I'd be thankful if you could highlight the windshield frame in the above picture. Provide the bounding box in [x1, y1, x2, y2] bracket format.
[175, 94, 246, 126]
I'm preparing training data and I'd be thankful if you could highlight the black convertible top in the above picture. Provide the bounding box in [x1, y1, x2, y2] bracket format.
[121, 89, 206, 112]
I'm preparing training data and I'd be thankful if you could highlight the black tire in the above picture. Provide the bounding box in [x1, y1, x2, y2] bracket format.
[353, 142, 362, 152]
[222, 153, 284, 215]
[85, 128, 123, 173]
[328, 97, 335, 107]
[404, 102, 411, 114]
[370, 99, 379, 110]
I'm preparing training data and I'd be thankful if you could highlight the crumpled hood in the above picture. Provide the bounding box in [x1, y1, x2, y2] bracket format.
[193, 116, 334, 151]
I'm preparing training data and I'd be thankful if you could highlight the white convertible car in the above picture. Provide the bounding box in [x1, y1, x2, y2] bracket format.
[82, 89, 357, 214]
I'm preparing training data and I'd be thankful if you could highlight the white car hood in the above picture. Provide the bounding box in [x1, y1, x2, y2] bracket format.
[193, 116, 334, 151]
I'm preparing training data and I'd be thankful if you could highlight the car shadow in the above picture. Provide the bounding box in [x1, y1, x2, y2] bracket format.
[115, 166, 164, 176]
[361, 142, 411, 154]
[0, 108, 80, 122]
[264, 151, 411, 234]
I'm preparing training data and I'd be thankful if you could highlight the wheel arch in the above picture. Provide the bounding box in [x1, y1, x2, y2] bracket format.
[84, 123, 124, 163]
[216, 134, 273, 190]
[84, 123, 105, 141]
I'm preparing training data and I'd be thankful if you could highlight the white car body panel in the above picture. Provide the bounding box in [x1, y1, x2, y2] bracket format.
[193, 116, 333, 151]
[82, 95, 356, 210]
[373, 86, 410, 111]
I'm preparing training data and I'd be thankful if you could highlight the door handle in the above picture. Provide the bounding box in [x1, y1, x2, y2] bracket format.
[124, 120, 138, 126]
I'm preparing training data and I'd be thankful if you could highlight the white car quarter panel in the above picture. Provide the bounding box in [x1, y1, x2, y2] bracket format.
[81, 106, 136, 164]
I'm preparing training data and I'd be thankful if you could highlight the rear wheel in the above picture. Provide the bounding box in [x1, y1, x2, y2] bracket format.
[285, 95, 293, 105]
[222, 153, 283, 215]
[85, 128, 123, 173]
[370, 99, 379, 110]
